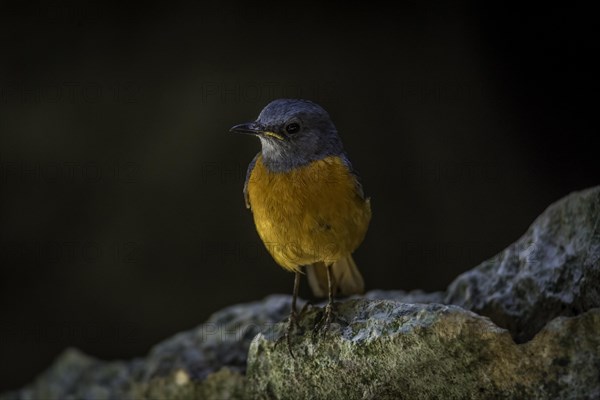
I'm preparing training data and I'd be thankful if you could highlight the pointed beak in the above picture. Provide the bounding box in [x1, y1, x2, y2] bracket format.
[230, 122, 285, 140]
[229, 122, 265, 136]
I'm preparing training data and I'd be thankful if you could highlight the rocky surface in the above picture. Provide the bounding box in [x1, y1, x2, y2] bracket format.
[2, 186, 599, 399]
[249, 300, 600, 400]
[2, 295, 296, 400]
[446, 186, 600, 342]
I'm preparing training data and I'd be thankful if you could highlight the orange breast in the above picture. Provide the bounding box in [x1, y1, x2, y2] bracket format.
[247, 155, 371, 271]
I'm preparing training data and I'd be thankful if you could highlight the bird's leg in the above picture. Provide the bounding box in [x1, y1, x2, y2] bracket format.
[314, 263, 336, 334]
[276, 271, 301, 357]
[322, 263, 335, 330]
[290, 270, 301, 329]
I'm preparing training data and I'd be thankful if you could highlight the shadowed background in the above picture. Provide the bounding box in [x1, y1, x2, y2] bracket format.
[0, 1, 597, 391]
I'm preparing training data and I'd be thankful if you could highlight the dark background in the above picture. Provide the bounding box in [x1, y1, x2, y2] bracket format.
[1, 1, 597, 392]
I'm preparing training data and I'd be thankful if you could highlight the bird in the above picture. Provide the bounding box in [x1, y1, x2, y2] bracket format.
[230, 99, 371, 353]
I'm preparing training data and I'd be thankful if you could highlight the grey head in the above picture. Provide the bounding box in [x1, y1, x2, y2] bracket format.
[230, 99, 344, 172]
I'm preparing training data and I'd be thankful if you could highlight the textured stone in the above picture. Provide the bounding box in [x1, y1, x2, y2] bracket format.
[3, 186, 600, 400]
[362, 289, 445, 303]
[248, 299, 600, 400]
[2, 295, 296, 400]
[446, 186, 600, 342]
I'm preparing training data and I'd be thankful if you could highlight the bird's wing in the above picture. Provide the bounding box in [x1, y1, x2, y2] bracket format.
[340, 152, 367, 200]
[243, 152, 260, 209]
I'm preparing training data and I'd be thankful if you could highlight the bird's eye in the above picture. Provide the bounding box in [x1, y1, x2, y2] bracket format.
[285, 123, 300, 134]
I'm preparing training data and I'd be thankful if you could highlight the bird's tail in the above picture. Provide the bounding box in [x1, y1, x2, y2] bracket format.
[306, 254, 365, 298]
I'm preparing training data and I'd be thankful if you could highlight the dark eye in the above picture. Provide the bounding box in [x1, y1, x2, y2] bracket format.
[285, 123, 300, 134]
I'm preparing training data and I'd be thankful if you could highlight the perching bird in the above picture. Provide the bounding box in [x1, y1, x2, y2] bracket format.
[230, 99, 371, 353]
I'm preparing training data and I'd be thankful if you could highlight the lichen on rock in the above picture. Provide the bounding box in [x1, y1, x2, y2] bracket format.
[248, 300, 600, 399]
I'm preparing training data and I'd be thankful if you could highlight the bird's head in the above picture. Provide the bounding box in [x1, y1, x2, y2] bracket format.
[230, 99, 344, 172]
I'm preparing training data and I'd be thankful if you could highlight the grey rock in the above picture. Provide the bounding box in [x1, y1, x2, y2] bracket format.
[446, 186, 600, 342]
[362, 289, 445, 303]
[248, 299, 600, 400]
[3, 186, 600, 399]
[2, 295, 296, 400]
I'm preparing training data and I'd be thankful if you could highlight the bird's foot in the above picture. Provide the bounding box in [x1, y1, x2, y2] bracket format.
[313, 301, 335, 336]
[299, 301, 312, 318]
[275, 309, 300, 358]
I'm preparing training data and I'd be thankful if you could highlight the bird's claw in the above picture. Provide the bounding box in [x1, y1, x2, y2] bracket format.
[313, 302, 335, 336]
[275, 310, 299, 358]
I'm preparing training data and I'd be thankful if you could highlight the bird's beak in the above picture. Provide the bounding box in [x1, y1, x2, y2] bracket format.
[230, 122, 285, 140]
[230, 122, 264, 135]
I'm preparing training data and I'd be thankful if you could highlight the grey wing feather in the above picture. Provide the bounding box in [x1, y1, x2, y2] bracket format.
[243, 152, 260, 209]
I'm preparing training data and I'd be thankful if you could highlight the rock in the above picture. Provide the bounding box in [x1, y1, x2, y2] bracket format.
[2, 295, 296, 400]
[2, 349, 138, 400]
[446, 186, 600, 342]
[362, 289, 445, 304]
[248, 299, 600, 400]
[3, 186, 599, 400]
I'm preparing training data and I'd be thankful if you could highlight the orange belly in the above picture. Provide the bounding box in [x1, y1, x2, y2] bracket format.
[247, 155, 371, 271]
